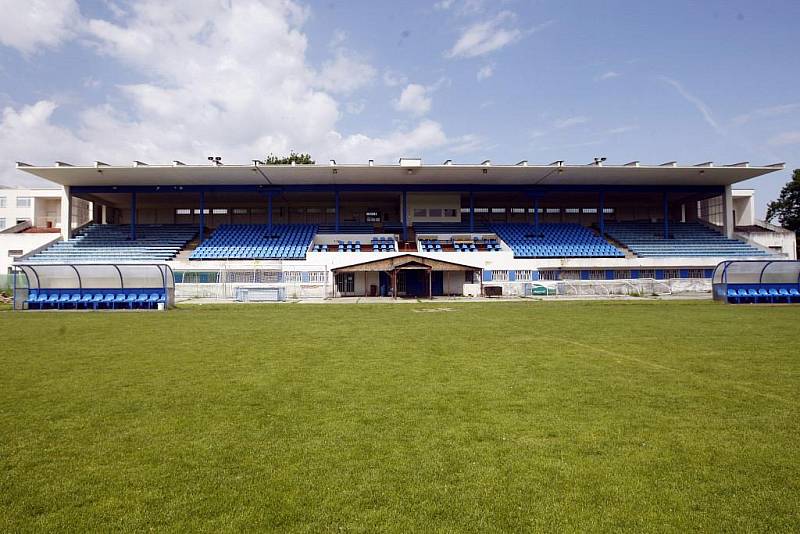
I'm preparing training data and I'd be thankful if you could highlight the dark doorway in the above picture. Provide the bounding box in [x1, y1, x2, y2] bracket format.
[401, 270, 427, 297]
[432, 271, 444, 296]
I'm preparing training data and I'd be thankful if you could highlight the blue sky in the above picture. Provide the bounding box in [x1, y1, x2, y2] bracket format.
[0, 0, 798, 216]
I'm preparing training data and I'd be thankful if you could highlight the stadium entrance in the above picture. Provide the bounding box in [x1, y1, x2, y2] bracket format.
[332, 254, 481, 299]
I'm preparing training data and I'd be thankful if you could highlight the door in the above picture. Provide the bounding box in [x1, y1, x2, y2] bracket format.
[432, 271, 444, 296]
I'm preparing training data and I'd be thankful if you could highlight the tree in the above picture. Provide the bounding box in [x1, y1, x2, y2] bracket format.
[263, 151, 315, 165]
[766, 168, 800, 234]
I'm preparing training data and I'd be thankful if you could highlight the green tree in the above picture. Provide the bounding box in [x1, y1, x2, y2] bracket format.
[766, 168, 800, 233]
[263, 151, 315, 165]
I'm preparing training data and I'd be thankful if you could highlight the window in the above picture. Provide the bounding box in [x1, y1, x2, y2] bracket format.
[687, 269, 705, 279]
[515, 270, 534, 281]
[175, 208, 191, 215]
[638, 269, 655, 279]
[192, 209, 210, 215]
[428, 208, 442, 217]
[336, 272, 355, 293]
[0, 218, 5, 229]
[16, 197, 31, 208]
[232, 208, 248, 215]
[283, 271, 302, 283]
[546, 208, 560, 214]
[603, 207, 615, 214]
[511, 208, 526, 214]
[614, 270, 631, 280]
[582, 208, 598, 214]
[307, 208, 321, 214]
[663, 269, 680, 279]
[326, 207, 336, 214]
[560, 270, 581, 280]
[539, 270, 560, 281]
[565, 208, 580, 214]
[587, 269, 605, 280]
[413, 208, 427, 217]
[443, 209, 457, 217]
[491, 270, 509, 281]
[308, 271, 327, 283]
[365, 210, 381, 222]
[491, 208, 506, 214]
[474, 207, 489, 213]
[8, 249, 23, 257]
[0, 196, 6, 208]
[465, 271, 475, 283]
[212, 208, 228, 215]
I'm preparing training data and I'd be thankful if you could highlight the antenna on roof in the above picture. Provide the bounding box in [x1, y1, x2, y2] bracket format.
[623, 161, 640, 167]
[329, 159, 336, 166]
[765, 162, 786, 168]
[55, 161, 73, 167]
[368, 159, 374, 166]
[207, 156, 222, 166]
[724, 162, 749, 167]
[173, 160, 186, 166]
[592, 157, 607, 166]
[442, 159, 452, 165]
[659, 161, 677, 167]
[15, 162, 32, 167]
[133, 160, 148, 166]
[549, 160, 564, 166]
[516, 160, 528, 166]
[94, 161, 109, 167]
[481, 160, 491, 166]
[693, 161, 713, 167]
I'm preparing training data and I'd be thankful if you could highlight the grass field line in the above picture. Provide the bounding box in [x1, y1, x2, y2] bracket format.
[542, 335, 792, 406]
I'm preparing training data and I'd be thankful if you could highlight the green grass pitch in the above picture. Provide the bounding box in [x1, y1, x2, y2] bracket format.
[1, 300, 799, 532]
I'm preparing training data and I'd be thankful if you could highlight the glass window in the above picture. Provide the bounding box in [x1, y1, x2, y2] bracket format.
[336, 272, 354, 293]
[603, 207, 615, 214]
[0, 196, 6, 208]
[8, 249, 22, 257]
[413, 208, 427, 217]
[192, 209, 210, 215]
[565, 208, 580, 214]
[443, 209, 457, 217]
[175, 208, 191, 215]
[491, 208, 505, 214]
[232, 208, 248, 215]
[212, 208, 228, 215]
[428, 208, 442, 217]
[0, 218, 5, 229]
[546, 208, 560, 214]
[582, 208, 598, 214]
[16, 197, 32, 208]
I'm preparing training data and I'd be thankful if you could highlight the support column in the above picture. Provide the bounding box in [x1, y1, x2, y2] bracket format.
[723, 184, 734, 238]
[662, 191, 669, 239]
[198, 191, 205, 242]
[533, 196, 539, 233]
[60, 186, 72, 240]
[401, 190, 407, 241]
[428, 270, 432, 300]
[391, 269, 397, 300]
[334, 190, 340, 233]
[598, 191, 605, 235]
[101, 204, 108, 225]
[469, 191, 474, 232]
[130, 191, 137, 241]
[267, 193, 273, 236]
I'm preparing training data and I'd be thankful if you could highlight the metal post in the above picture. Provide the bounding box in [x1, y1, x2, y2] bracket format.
[334, 190, 340, 233]
[267, 193, 273, 236]
[469, 191, 474, 232]
[401, 190, 407, 241]
[598, 191, 605, 235]
[199, 191, 205, 242]
[428, 270, 432, 299]
[663, 191, 669, 239]
[130, 192, 137, 241]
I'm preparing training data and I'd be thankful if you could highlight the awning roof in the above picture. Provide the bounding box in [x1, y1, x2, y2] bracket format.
[16, 161, 784, 188]
[332, 253, 482, 272]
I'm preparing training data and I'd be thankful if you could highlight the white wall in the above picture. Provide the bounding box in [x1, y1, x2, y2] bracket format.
[406, 193, 461, 224]
[0, 233, 60, 274]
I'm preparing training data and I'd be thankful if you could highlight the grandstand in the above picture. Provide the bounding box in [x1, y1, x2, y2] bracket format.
[9, 158, 795, 301]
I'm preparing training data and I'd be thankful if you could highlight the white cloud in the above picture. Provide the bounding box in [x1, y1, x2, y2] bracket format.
[433, 0, 455, 10]
[659, 76, 724, 135]
[0, 0, 81, 54]
[553, 116, 589, 129]
[1, 0, 476, 187]
[476, 64, 494, 81]
[394, 84, 433, 116]
[318, 51, 376, 95]
[445, 11, 526, 59]
[382, 70, 407, 87]
[732, 103, 800, 125]
[604, 125, 638, 135]
[767, 131, 800, 147]
[596, 71, 620, 81]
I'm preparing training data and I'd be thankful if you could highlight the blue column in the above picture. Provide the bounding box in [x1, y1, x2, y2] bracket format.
[663, 191, 669, 239]
[533, 196, 539, 233]
[267, 193, 273, 236]
[199, 191, 205, 242]
[401, 190, 407, 241]
[334, 190, 340, 233]
[130, 192, 137, 241]
[598, 191, 605, 235]
[469, 191, 474, 232]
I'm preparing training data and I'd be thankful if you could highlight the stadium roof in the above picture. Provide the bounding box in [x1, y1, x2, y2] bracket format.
[15, 159, 785, 188]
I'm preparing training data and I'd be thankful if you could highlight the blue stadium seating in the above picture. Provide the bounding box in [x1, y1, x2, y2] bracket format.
[491, 223, 624, 258]
[190, 224, 316, 260]
[605, 221, 769, 257]
[26, 224, 197, 263]
[25, 288, 166, 310]
[725, 284, 800, 304]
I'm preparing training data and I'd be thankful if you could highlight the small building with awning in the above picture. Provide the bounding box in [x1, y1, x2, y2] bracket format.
[331, 254, 482, 298]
